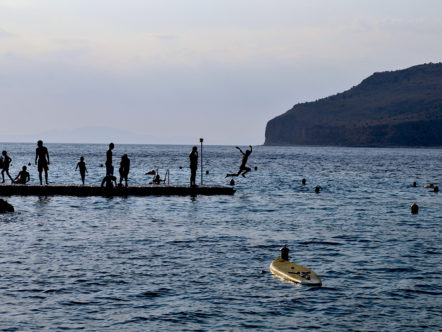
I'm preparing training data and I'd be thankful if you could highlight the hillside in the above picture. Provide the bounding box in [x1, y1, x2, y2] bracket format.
[264, 63, 442, 147]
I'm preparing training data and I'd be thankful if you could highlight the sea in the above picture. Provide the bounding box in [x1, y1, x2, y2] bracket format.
[0, 143, 441, 331]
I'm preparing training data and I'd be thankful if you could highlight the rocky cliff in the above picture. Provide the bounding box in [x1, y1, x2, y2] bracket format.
[264, 63, 442, 147]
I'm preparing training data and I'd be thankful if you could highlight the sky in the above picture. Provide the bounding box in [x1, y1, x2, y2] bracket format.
[0, 0, 441, 145]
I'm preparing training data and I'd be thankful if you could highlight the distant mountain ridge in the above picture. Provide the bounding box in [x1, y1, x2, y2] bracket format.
[0, 126, 195, 145]
[264, 63, 442, 147]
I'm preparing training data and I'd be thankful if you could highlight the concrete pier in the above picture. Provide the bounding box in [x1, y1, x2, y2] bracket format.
[0, 184, 235, 197]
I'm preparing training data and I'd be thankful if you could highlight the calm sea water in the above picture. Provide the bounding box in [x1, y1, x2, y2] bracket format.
[0, 143, 441, 331]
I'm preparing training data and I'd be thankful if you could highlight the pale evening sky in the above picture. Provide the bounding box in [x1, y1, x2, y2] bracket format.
[0, 0, 441, 144]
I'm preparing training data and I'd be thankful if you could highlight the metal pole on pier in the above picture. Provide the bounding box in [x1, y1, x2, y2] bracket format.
[200, 138, 203, 185]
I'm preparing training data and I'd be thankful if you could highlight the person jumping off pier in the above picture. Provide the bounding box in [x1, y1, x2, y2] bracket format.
[35, 140, 50, 185]
[1, 151, 13, 183]
[226, 145, 253, 178]
[75, 156, 88, 185]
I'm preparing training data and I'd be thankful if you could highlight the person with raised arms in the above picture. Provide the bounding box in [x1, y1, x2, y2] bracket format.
[226, 145, 253, 178]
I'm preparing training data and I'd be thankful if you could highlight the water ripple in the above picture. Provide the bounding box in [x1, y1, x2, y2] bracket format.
[0, 144, 441, 330]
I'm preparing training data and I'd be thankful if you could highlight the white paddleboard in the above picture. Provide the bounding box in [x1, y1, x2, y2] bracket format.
[270, 258, 322, 286]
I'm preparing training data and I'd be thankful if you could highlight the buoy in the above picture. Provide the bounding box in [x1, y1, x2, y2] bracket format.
[410, 203, 419, 214]
[179, 166, 183, 169]
[229, 179, 235, 186]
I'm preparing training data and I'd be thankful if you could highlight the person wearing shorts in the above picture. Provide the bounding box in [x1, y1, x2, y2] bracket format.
[225, 145, 253, 178]
[35, 140, 50, 185]
[1, 151, 13, 183]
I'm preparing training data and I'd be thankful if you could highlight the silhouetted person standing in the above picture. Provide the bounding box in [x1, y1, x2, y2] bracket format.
[35, 140, 50, 185]
[226, 145, 253, 178]
[1, 151, 13, 183]
[119, 154, 130, 187]
[106, 143, 114, 175]
[189, 146, 198, 187]
[75, 156, 88, 185]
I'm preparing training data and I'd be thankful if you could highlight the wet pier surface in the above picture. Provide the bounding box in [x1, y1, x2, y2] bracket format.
[0, 184, 235, 197]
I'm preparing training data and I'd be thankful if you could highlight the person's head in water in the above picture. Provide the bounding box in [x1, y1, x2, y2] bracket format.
[109, 143, 114, 150]
[302, 178, 306, 185]
[280, 245, 290, 260]
[37, 140, 43, 147]
[411, 203, 419, 214]
[315, 186, 320, 193]
[412, 181, 417, 187]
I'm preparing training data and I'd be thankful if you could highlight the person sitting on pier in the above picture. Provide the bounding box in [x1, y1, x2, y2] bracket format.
[225, 145, 253, 178]
[1, 151, 13, 183]
[150, 173, 166, 185]
[101, 174, 117, 189]
[75, 156, 88, 185]
[119, 154, 130, 187]
[13, 166, 30, 184]
[35, 140, 50, 185]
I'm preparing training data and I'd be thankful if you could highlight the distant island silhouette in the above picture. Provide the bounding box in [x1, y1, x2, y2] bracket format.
[265, 63, 442, 147]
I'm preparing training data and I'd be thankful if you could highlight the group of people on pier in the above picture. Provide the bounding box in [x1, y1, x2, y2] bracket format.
[1, 140, 254, 187]
[100, 143, 131, 188]
[1, 141, 47, 185]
